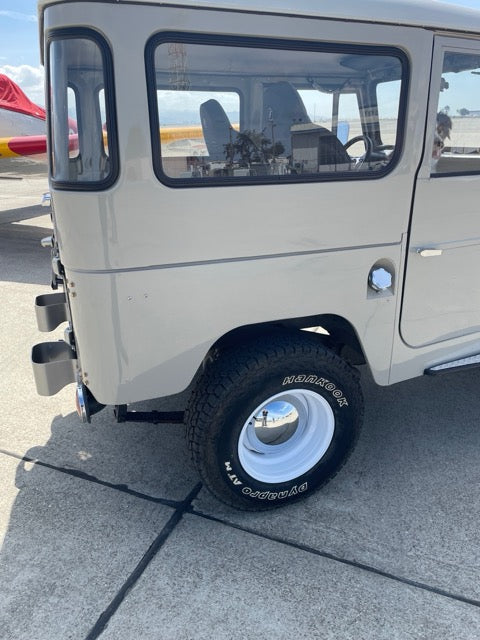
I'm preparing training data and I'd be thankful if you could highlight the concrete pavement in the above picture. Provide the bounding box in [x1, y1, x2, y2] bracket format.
[0, 167, 479, 639]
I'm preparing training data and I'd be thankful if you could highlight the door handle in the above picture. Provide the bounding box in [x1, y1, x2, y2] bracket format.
[417, 249, 443, 257]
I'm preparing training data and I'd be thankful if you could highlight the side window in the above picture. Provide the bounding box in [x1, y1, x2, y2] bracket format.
[147, 37, 407, 186]
[48, 31, 118, 189]
[432, 51, 480, 175]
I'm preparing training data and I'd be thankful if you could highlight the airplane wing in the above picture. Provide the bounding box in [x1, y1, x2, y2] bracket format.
[0, 74, 46, 137]
[0, 74, 47, 163]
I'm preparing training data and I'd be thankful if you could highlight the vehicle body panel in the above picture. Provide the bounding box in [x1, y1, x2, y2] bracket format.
[34, 0, 480, 406]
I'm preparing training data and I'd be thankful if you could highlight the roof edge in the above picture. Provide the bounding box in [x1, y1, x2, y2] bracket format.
[37, 0, 480, 36]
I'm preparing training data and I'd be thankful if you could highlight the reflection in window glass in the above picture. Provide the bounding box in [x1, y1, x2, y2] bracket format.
[98, 88, 109, 156]
[337, 93, 361, 147]
[67, 87, 79, 159]
[432, 51, 480, 175]
[151, 40, 405, 183]
[298, 90, 333, 129]
[376, 80, 401, 145]
[49, 36, 114, 184]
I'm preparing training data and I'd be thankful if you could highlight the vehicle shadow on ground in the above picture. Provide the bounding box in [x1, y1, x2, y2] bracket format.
[0, 392, 198, 637]
[23, 390, 195, 498]
[0, 204, 49, 225]
[0, 213, 53, 285]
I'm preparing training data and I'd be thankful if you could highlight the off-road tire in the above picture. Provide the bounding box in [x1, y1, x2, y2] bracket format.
[185, 331, 363, 510]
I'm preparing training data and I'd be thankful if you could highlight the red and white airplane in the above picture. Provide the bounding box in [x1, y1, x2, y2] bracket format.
[0, 74, 50, 160]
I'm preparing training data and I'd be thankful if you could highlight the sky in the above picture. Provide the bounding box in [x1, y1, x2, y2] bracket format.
[1, 0, 480, 107]
[0, 1, 43, 103]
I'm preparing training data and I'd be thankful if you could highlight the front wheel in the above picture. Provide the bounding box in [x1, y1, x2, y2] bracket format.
[185, 332, 363, 510]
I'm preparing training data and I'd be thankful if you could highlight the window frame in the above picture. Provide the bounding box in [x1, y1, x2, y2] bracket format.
[46, 27, 119, 191]
[145, 31, 409, 188]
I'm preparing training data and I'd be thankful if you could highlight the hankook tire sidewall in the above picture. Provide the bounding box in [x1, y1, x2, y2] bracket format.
[215, 368, 358, 506]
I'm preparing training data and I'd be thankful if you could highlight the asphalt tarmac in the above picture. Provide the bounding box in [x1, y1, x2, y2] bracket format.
[0, 164, 479, 639]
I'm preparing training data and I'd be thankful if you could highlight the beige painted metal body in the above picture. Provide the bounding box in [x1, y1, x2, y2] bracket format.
[35, 0, 480, 405]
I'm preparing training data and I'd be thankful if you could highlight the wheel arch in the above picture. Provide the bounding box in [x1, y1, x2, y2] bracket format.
[205, 313, 366, 366]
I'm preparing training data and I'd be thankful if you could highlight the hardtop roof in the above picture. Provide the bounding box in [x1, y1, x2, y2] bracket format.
[38, 0, 480, 35]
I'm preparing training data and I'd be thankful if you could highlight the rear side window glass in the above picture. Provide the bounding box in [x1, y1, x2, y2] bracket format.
[48, 31, 118, 189]
[146, 35, 407, 187]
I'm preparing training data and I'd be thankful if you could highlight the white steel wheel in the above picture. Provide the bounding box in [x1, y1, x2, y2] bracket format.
[238, 390, 335, 483]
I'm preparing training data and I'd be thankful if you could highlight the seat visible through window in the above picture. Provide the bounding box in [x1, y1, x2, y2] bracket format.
[200, 98, 234, 161]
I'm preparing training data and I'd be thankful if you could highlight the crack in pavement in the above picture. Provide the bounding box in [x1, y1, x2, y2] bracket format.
[84, 483, 203, 640]
[1, 446, 479, 638]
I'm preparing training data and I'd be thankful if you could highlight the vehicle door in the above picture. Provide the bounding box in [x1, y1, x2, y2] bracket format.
[401, 36, 480, 347]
